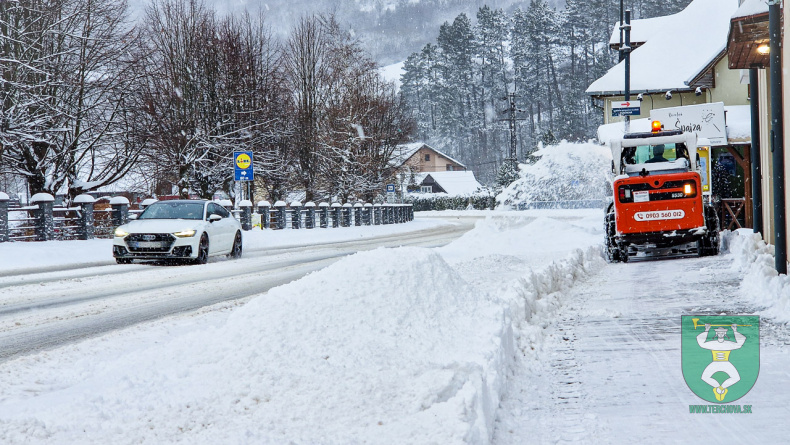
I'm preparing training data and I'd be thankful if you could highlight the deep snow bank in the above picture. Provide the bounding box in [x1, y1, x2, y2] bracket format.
[0, 248, 509, 444]
[725, 229, 790, 322]
[497, 141, 613, 209]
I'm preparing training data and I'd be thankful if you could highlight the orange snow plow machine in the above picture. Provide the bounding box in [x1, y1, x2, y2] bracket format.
[605, 121, 719, 262]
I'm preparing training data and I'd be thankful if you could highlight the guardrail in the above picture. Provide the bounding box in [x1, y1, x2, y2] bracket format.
[0, 192, 414, 242]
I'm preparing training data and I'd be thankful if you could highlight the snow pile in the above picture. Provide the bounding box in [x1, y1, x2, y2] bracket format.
[725, 229, 790, 321]
[0, 248, 510, 444]
[497, 141, 612, 209]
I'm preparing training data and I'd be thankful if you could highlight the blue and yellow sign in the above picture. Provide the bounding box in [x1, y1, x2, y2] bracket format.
[234, 151, 254, 181]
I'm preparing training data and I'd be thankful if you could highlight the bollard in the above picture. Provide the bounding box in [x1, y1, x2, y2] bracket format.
[110, 196, 130, 229]
[363, 203, 373, 225]
[319, 202, 329, 228]
[31, 193, 55, 241]
[0, 192, 8, 242]
[258, 201, 271, 229]
[274, 201, 287, 229]
[342, 203, 352, 227]
[373, 203, 382, 225]
[305, 202, 316, 229]
[74, 194, 96, 240]
[239, 200, 253, 231]
[353, 202, 363, 226]
[331, 202, 342, 228]
[290, 201, 302, 229]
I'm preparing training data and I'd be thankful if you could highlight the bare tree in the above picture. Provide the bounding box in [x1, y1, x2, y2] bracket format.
[0, 0, 144, 199]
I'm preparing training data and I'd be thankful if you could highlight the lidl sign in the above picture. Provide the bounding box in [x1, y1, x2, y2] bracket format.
[234, 151, 253, 181]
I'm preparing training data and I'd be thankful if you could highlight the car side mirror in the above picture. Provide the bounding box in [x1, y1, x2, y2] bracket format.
[128, 213, 138, 220]
[696, 153, 701, 170]
[209, 214, 222, 222]
[611, 160, 616, 175]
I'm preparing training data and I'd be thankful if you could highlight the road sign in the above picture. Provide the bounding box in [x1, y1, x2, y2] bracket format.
[612, 101, 641, 117]
[386, 184, 395, 193]
[234, 151, 254, 181]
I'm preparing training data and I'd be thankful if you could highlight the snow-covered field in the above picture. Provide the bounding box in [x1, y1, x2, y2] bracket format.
[0, 209, 604, 444]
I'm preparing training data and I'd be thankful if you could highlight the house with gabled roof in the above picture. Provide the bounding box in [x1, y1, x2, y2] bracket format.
[587, 0, 747, 125]
[390, 142, 467, 173]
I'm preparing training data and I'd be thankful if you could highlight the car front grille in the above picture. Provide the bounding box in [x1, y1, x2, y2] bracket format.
[125, 233, 176, 253]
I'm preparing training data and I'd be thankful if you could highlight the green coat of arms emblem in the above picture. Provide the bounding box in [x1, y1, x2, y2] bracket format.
[682, 315, 759, 403]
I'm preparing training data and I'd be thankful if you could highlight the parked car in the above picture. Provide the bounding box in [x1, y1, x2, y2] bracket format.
[112, 200, 242, 264]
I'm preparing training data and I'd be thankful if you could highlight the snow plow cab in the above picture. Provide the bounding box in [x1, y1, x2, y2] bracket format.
[605, 120, 719, 262]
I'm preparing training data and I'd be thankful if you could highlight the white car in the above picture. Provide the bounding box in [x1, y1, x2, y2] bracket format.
[112, 200, 243, 264]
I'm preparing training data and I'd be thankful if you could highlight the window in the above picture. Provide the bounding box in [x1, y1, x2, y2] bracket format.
[424, 154, 430, 161]
[420, 186, 432, 193]
[446, 164, 453, 171]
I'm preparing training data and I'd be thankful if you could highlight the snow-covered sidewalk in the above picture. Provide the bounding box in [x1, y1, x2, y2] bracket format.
[0, 210, 604, 444]
[494, 229, 790, 443]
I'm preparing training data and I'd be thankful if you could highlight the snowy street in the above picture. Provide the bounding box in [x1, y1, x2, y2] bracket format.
[494, 249, 790, 443]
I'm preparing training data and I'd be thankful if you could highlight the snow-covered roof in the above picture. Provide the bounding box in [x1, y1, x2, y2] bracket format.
[587, 0, 739, 96]
[390, 142, 467, 169]
[725, 105, 751, 142]
[732, 0, 768, 19]
[423, 171, 483, 196]
[608, 15, 673, 47]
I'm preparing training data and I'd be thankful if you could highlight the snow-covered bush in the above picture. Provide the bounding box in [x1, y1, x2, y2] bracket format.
[405, 194, 495, 211]
[497, 141, 613, 209]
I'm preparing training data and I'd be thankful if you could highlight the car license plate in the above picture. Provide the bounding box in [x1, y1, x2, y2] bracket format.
[130, 241, 165, 248]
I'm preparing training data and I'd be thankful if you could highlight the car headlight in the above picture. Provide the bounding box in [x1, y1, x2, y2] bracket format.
[114, 228, 129, 238]
[173, 229, 196, 238]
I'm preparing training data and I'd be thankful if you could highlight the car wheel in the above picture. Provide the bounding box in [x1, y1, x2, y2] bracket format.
[194, 234, 209, 265]
[229, 231, 242, 259]
[116, 258, 132, 265]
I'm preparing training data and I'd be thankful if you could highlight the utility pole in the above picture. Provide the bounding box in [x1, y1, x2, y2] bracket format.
[618, 0, 624, 62]
[499, 93, 528, 173]
[621, 10, 632, 133]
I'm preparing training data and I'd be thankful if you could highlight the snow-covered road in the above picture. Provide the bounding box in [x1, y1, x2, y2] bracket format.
[0, 220, 474, 361]
[494, 245, 790, 443]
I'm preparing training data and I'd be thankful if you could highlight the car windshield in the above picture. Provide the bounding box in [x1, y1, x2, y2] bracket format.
[624, 143, 682, 165]
[138, 202, 204, 220]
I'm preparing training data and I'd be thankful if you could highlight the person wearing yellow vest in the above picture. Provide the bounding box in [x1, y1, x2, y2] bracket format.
[697, 323, 747, 401]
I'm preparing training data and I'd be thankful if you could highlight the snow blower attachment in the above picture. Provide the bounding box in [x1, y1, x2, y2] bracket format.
[605, 121, 719, 262]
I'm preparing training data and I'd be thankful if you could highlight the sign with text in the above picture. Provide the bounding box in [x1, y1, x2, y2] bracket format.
[234, 151, 254, 181]
[650, 102, 727, 146]
[612, 100, 641, 117]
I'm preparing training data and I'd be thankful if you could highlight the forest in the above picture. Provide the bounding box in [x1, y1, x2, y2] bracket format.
[400, 0, 692, 183]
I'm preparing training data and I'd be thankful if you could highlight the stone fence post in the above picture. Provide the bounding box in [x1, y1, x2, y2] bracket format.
[274, 201, 287, 229]
[258, 201, 271, 229]
[342, 203, 352, 227]
[331, 202, 341, 228]
[319, 202, 329, 228]
[305, 202, 316, 229]
[74, 194, 96, 240]
[353, 202, 363, 226]
[239, 200, 253, 231]
[363, 203, 373, 225]
[31, 193, 55, 241]
[110, 196, 130, 228]
[0, 192, 8, 242]
[373, 204, 382, 225]
[290, 201, 302, 229]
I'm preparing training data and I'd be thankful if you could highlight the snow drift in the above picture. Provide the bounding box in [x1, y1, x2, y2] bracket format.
[725, 229, 790, 322]
[497, 141, 613, 209]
